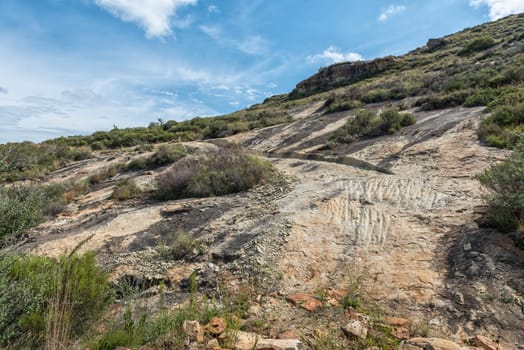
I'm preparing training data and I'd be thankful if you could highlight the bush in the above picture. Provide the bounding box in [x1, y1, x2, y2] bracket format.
[111, 178, 142, 201]
[479, 102, 524, 148]
[0, 184, 68, 240]
[156, 145, 272, 199]
[478, 145, 524, 246]
[460, 36, 496, 55]
[124, 144, 187, 172]
[0, 253, 109, 348]
[330, 109, 416, 144]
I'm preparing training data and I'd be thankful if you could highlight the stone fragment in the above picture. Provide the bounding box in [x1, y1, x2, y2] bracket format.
[469, 335, 503, 350]
[342, 320, 368, 340]
[183, 320, 204, 343]
[403, 337, 462, 350]
[300, 298, 323, 312]
[384, 316, 409, 328]
[207, 317, 227, 336]
[231, 331, 301, 350]
[278, 330, 299, 339]
[285, 293, 322, 312]
[207, 338, 221, 350]
[391, 327, 410, 340]
[285, 293, 310, 305]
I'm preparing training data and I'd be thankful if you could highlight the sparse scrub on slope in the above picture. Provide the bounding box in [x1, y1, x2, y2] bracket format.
[478, 102, 524, 148]
[329, 108, 416, 145]
[478, 144, 524, 247]
[0, 184, 69, 240]
[156, 144, 272, 199]
[0, 253, 109, 349]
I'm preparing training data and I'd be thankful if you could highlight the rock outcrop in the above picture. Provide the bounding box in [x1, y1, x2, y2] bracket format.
[290, 56, 396, 98]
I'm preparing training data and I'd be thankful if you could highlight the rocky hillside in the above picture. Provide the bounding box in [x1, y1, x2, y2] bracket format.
[1, 13, 524, 350]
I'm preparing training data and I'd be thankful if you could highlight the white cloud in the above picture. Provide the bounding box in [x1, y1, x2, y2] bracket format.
[307, 46, 364, 65]
[208, 5, 219, 13]
[378, 4, 406, 22]
[469, 0, 524, 19]
[95, 0, 197, 38]
[199, 25, 269, 55]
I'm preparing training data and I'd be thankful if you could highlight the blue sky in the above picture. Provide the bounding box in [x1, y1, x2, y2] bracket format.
[0, 0, 523, 143]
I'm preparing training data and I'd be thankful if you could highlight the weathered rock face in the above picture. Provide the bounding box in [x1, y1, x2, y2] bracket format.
[290, 57, 396, 98]
[426, 38, 447, 51]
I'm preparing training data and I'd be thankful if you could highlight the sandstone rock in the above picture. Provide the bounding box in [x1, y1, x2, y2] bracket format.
[285, 293, 310, 305]
[342, 320, 368, 340]
[207, 338, 222, 350]
[290, 57, 396, 97]
[391, 327, 410, 340]
[231, 331, 301, 350]
[385, 316, 410, 328]
[285, 293, 322, 312]
[207, 317, 227, 336]
[300, 297, 323, 312]
[402, 337, 462, 350]
[278, 330, 299, 339]
[426, 38, 447, 50]
[183, 320, 204, 343]
[469, 335, 503, 350]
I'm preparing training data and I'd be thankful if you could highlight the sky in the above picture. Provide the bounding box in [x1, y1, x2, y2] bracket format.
[0, 0, 523, 143]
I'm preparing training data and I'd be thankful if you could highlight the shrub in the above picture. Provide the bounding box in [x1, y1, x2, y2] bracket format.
[156, 145, 272, 199]
[478, 145, 524, 246]
[330, 109, 416, 144]
[158, 231, 206, 261]
[460, 36, 496, 55]
[479, 102, 524, 148]
[111, 178, 142, 201]
[0, 253, 109, 348]
[148, 144, 187, 167]
[0, 184, 68, 240]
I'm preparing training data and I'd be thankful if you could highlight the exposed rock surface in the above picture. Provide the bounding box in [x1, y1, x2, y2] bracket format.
[16, 105, 524, 349]
[290, 57, 396, 97]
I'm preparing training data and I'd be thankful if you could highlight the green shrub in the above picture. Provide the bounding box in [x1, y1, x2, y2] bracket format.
[479, 102, 524, 148]
[156, 145, 272, 199]
[148, 144, 187, 167]
[330, 109, 416, 144]
[460, 36, 496, 55]
[111, 178, 142, 201]
[158, 231, 206, 261]
[464, 89, 499, 107]
[0, 184, 68, 240]
[0, 253, 109, 348]
[478, 145, 524, 246]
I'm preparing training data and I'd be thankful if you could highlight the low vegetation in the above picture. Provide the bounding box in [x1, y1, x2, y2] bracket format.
[329, 108, 416, 145]
[0, 184, 68, 240]
[110, 177, 142, 201]
[478, 144, 524, 247]
[0, 253, 109, 349]
[124, 143, 187, 171]
[90, 279, 253, 350]
[156, 144, 272, 200]
[479, 102, 524, 148]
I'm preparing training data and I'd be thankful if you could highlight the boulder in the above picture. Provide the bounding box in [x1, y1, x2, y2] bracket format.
[183, 320, 204, 343]
[468, 335, 503, 350]
[384, 316, 410, 328]
[342, 320, 368, 340]
[231, 331, 301, 350]
[391, 327, 410, 340]
[206, 317, 227, 336]
[401, 337, 462, 350]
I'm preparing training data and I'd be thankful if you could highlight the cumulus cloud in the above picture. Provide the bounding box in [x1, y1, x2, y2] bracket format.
[378, 4, 406, 22]
[469, 0, 524, 19]
[307, 46, 364, 65]
[95, 0, 197, 38]
[0, 86, 7, 94]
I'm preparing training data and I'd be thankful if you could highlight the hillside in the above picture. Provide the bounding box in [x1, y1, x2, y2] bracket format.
[1, 14, 524, 350]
